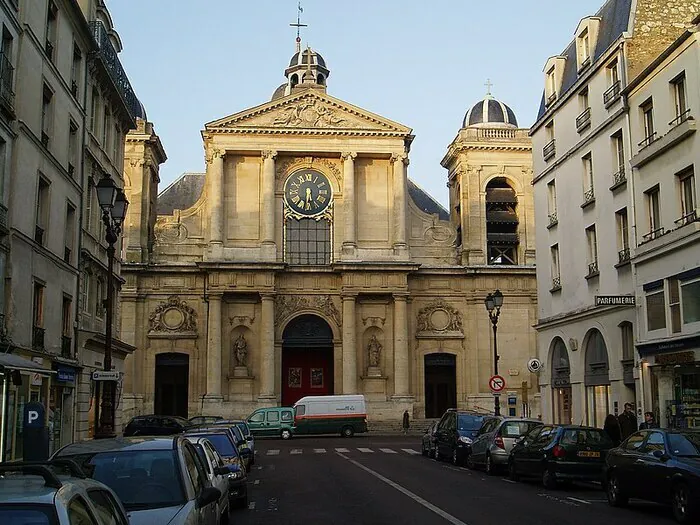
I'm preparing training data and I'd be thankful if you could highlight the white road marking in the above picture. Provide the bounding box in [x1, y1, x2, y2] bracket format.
[338, 452, 469, 525]
[314, 448, 327, 453]
[254, 465, 263, 470]
[402, 448, 420, 455]
[290, 448, 303, 455]
[358, 447, 374, 453]
[335, 447, 350, 453]
[254, 479, 260, 485]
[567, 497, 591, 505]
[502, 479, 517, 484]
[379, 448, 397, 453]
[266, 449, 280, 456]
[248, 502, 256, 510]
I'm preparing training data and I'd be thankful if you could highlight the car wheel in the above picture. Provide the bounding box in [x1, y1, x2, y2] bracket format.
[508, 459, 519, 481]
[466, 452, 476, 470]
[281, 429, 292, 440]
[672, 482, 694, 523]
[485, 454, 495, 476]
[606, 473, 628, 507]
[542, 467, 557, 489]
[341, 426, 355, 438]
[452, 448, 460, 466]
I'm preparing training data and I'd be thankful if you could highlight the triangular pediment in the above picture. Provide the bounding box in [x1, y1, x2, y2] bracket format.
[205, 90, 412, 135]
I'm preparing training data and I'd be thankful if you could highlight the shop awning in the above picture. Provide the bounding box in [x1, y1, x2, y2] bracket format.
[0, 353, 55, 375]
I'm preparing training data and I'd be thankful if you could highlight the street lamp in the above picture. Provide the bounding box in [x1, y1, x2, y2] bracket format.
[94, 176, 128, 439]
[484, 289, 504, 416]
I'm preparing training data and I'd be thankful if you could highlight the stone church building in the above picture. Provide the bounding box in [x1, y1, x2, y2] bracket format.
[119, 45, 539, 422]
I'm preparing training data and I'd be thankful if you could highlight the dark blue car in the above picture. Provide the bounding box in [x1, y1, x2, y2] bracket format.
[433, 409, 498, 466]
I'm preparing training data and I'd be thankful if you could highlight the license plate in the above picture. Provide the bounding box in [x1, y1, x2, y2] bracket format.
[577, 451, 600, 458]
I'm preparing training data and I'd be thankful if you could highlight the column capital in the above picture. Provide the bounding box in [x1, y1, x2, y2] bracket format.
[341, 292, 359, 301]
[262, 150, 278, 160]
[392, 293, 409, 301]
[205, 148, 225, 164]
[341, 151, 357, 161]
[260, 292, 276, 300]
[207, 292, 224, 300]
[391, 152, 409, 165]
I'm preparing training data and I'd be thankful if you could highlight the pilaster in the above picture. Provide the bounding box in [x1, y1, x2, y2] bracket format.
[341, 152, 357, 258]
[392, 153, 408, 258]
[342, 293, 358, 393]
[207, 148, 225, 246]
[392, 294, 410, 398]
[261, 150, 277, 260]
[204, 293, 223, 403]
[259, 293, 276, 401]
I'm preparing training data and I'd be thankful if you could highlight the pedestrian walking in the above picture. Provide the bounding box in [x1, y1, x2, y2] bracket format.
[603, 413, 622, 446]
[639, 411, 657, 430]
[402, 410, 410, 435]
[618, 402, 638, 441]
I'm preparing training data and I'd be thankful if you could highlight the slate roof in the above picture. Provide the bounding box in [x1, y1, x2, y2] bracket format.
[536, 0, 632, 121]
[464, 96, 518, 128]
[157, 172, 450, 221]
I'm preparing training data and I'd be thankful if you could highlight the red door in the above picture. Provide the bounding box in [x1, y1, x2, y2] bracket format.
[282, 347, 333, 406]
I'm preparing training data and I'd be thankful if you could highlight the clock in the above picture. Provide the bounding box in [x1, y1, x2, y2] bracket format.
[283, 169, 333, 216]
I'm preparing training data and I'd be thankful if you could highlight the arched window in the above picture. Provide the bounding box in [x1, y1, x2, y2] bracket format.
[584, 328, 610, 427]
[317, 74, 325, 85]
[550, 337, 572, 424]
[485, 177, 519, 265]
[290, 74, 299, 87]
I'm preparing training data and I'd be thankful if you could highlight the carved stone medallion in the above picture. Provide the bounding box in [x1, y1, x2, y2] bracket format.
[149, 296, 198, 338]
[416, 299, 463, 339]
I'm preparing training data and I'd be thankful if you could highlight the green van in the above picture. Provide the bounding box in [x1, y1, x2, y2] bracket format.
[246, 407, 296, 439]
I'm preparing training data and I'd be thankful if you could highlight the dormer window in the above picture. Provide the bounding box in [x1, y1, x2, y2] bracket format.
[546, 67, 557, 105]
[578, 29, 591, 70]
[575, 16, 600, 72]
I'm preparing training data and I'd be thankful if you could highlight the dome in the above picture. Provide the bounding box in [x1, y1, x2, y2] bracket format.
[289, 48, 326, 68]
[134, 97, 147, 121]
[271, 83, 289, 101]
[463, 94, 518, 128]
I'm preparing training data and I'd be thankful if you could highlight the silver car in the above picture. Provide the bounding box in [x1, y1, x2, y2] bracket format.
[53, 436, 223, 525]
[187, 436, 231, 522]
[468, 418, 542, 474]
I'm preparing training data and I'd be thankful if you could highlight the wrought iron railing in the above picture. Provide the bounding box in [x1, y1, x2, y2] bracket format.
[33, 326, 45, 350]
[587, 261, 599, 277]
[487, 232, 520, 244]
[486, 210, 519, 223]
[618, 248, 630, 264]
[669, 109, 692, 129]
[61, 335, 72, 358]
[576, 107, 591, 131]
[89, 21, 140, 121]
[551, 277, 561, 290]
[675, 210, 698, 227]
[41, 131, 49, 148]
[0, 203, 7, 234]
[64, 247, 72, 264]
[543, 139, 556, 160]
[0, 51, 15, 112]
[548, 212, 558, 227]
[603, 81, 621, 105]
[583, 188, 595, 205]
[612, 168, 626, 187]
[45, 40, 54, 61]
[35, 225, 45, 245]
[638, 132, 658, 150]
[642, 227, 665, 243]
[485, 188, 518, 204]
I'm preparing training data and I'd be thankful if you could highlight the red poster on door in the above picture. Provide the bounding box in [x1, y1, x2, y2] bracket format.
[281, 348, 333, 406]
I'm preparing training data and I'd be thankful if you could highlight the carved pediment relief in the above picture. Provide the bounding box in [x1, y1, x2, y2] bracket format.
[205, 92, 411, 135]
[416, 299, 464, 339]
[275, 294, 342, 329]
[149, 296, 198, 338]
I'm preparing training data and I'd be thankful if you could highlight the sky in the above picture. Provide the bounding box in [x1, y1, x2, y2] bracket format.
[106, 0, 606, 207]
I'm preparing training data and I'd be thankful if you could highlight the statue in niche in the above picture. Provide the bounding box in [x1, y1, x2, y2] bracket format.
[367, 335, 382, 368]
[233, 334, 248, 367]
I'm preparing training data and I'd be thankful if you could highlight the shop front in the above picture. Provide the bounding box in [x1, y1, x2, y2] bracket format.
[49, 364, 78, 454]
[550, 337, 572, 424]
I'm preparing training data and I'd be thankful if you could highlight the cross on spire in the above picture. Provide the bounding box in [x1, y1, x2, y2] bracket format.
[485, 78, 493, 96]
[290, 2, 307, 53]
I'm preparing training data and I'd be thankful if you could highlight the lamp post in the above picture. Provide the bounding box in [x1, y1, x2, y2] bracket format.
[484, 289, 504, 416]
[94, 176, 128, 439]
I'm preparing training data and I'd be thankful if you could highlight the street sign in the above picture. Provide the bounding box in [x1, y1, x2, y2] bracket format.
[92, 370, 119, 381]
[489, 375, 506, 393]
[527, 358, 542, 373]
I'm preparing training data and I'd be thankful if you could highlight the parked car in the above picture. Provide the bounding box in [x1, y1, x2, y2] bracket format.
[508, 424, 613, 488]
[434, 409, 498, 466]
[247, 407, 296, 439]
[0, 460, 130, 525]
[189, 415, 224, 426]
[605, 429, 700, 524]
[468, 418, 542, 474]
[421, 421, 438, 458]
[184, 430, 248, 509]
[185, 437, 231, 522]
[214, 420, 255, 465]
[293, 395, 368, 437]
[52, 436, 223, 525]
[123, 415, 193, 436]
[190, 425, 253, 471]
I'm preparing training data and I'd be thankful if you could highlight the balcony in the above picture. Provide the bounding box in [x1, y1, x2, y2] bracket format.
[35, 225, 45, 245]
[609, 168, 627, 191]
[669, 109, 691, 130]
[641, 227, 666, 244]
[617, 248, 630, 265]
[675, 210, 698, 228]
[45, 40, 54, 61]
[543, 139, 556, 161]
[638, 132, 658, 151]
[547, 212, 558, 229]
[487, 232, 520, 245]
[61, 335, 72, 358]
[578, 56, 591, 72]
[586, 261, 599, 279]
[486, 210, 519, 224]
[631, 117, 695, 168]
[603, 80, 621, 107]
[0, 51, 15, 116]
[546, 92, 557, 107]
[89, 21, 140, 121]
[550, 276, 562, 292]
[485, 189, 518, 204]
[576, 107, 591, 132]
[581, 188, 595, 208]
[0, 203, 8, 235]
[33, 326, 45, 350]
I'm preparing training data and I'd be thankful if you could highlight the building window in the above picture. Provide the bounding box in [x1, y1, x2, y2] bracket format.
[45, 1, 57, 61]
[681, 278, 700, 325]
[604, 59, 621, 106]
[70, 44, 81, 98]
[68, 120, 77, 176]
[550, 244, 560, 290]
[578, 28, 590, 68]
[41, 83, 53, 147]
[85, 179, 94, 233]
[1, 27, 14, 111]
[546, 67, 557, 104]
[676, 167, 696, 226]
[543, 120, 556, 160]
[285, 218, 331, 265]
[671, 73, 688, 126]
[616, 208, 629, 264]
[36, 177, 50, 245]
[640, 99, 655, 148]
[669, 279, 681, 334]
[112, 124, 120, 160]
[547, 180, 557, 226]
[582, 153, 594, 204]
[485, 178, 518, 265]
[585, 225, 598, 276]
[646, 288, 666, 331]
[102, 107, 111, 147]
[90, 89, 99, 133]
[62, 296, 71, 336]
[33, 281, 45, 350]
[620, 322, 634, 361]
[644, 185, 662, 240]
[95, 277, 105, 318]
[576, 87, 591, 131]
[80, 271, 90, 313]
[65, 202, 75, 264]
[611, 130, 626, 185]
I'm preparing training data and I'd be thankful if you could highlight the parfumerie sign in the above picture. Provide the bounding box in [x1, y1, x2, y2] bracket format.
[595, 295, 635, 306]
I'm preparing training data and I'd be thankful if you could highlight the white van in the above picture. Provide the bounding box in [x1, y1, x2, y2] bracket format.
[293, 395, 368, 437]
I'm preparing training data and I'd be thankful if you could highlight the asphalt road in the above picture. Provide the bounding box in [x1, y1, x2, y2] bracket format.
[235, 435, 675, 525]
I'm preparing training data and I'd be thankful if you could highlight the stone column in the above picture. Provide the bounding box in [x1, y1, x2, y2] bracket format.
[259, 293, 276, 401]
[393, 294, 409, 397]
[207, 149, 225, 245]
[341, 152, 357, 256]
[205, 293, 223, 400]
[342, 294, 357, 394]
[392, 153, 408, 254]
[261, 150, 277, 253]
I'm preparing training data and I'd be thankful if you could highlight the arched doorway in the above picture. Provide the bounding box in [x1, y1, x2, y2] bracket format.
[550, 338, 572, 424]
[282, 314, 334, 406]
[584, 329, 610, 427]
[154, 353, 189, 418]
[424, 353, 456, 418]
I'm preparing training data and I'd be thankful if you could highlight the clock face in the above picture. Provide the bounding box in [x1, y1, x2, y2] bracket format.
[284, 169, 333, 216]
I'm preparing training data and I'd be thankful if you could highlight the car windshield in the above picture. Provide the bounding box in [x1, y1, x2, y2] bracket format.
[0, 505, 58, 525]
[194, 433, 237, 458]
[561, 428, 613, 446]
[59, 449, 186, 511]
[500, 421, 541, 438]
[457, 414, 484, 431]
[234, 422, 251, 436]
[230, 426, 244, 442]
[668, 432, 700, 457]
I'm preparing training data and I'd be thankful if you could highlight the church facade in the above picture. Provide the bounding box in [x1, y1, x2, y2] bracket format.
[119, 46, 539, 422]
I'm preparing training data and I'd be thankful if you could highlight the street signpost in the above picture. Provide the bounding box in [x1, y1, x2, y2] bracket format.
[92, 370, 120, 381]
[489, 374, 506, 394]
